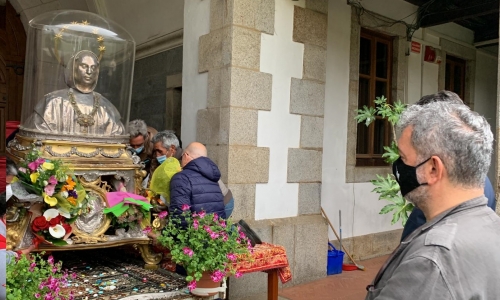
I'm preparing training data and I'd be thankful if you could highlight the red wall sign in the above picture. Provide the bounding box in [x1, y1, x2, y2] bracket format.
[411, 41, 421, 53]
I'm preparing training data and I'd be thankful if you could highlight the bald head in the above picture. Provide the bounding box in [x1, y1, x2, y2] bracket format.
[181, 142, 207, 167]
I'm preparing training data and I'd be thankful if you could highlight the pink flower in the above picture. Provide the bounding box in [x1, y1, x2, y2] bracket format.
[226, 253, 237, 262]
[219, 219, 227, 228]
[142, 226, 152, 234]
[28, 158, 45, 171]
[183, 247, 194, 257]
[187, 280, 197, 291]
[35, 293, 41, 298]
[48, 175, 58, 185]
[235, 271, 243, 278]
[193, 219, 199, 229]
[213, 213, 219, 222]
[203, 225, 212, 233]
[222, 232, 229, 242]
[71, 273, 77, 279]
[181, 204, 190, 211]
[48, 256, 54, 265]
[239, 231, 247, 239]
[29, 262, 36, 272]
[210, 270, 226, 282]
[18, 167, 26, 173]
[210, 232, 219, 239]
[158, 211, 168, 219]
[44, 184, 55, 196]
[198, 211, 206, 218]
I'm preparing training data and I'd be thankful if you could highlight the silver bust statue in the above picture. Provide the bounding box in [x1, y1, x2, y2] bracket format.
[29, 50, 125, 135]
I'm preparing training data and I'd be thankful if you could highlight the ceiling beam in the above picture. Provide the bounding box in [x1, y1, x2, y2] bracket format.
[419, 0, 499, 28]
[474, 25, 499, 43]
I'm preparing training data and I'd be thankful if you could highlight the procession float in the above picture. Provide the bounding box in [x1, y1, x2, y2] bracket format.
[6, 10, 162, 269]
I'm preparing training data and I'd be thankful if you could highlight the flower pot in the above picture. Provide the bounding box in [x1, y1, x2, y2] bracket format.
[190, 271, 222, 297]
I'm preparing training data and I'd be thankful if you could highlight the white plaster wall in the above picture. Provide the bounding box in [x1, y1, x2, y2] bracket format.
[180, 0, 210, 145]
[474, 51, 498, 185]
[322, 0, 398, 239]
[256, 0, 305, 220]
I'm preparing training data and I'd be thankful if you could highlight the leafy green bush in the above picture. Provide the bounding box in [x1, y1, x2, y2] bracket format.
[355, 96, 414, 225]
[7, 252, 74, 300]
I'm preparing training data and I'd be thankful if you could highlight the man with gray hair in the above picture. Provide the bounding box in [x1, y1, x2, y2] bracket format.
[127, 119, 157, 174]
[366, 101, 500, 299]
[151, 131, 181, 166]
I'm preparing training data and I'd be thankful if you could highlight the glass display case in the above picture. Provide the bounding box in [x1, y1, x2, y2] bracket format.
[20, 10, 134, 141]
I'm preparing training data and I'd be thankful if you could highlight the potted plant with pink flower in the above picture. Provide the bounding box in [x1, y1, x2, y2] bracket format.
[155, 205, 253, 296]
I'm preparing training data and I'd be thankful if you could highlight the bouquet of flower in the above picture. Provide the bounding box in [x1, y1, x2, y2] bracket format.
[156, 205, 252, 291]
[15, 148, 89, 246]
[15, 148, 88, 219]
[104, 192, 152, 231]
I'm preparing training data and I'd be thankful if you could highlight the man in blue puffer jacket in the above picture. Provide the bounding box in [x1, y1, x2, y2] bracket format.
[170, 142, 226, 222]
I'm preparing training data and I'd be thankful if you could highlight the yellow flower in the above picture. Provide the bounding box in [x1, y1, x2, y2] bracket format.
[11, 176, 19, 183]
[42, 162, 55, 170]
[30, 172, 40, 183]
[43, 193, 58, 207]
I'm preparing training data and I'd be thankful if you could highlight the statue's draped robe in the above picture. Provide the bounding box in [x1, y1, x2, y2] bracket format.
[28, 89, 125, 136]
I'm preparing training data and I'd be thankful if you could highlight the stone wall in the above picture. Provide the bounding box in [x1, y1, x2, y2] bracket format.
[130, 46, 183, 132]
[195, 0, 329, 299]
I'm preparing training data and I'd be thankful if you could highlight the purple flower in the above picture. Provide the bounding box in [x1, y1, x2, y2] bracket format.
[44, 184, 56, 196]
[68, 190, 77, 198]
[187, 280, 197, 291]
[181, 204, 190, 211]
[226, 253, 237, 262]
[48, 175, 57, 185]
[158, 211, 168, 219]
[183, 247, 194, 257]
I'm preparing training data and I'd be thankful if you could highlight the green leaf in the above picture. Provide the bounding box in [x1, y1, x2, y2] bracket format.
[381, 141, 400, 164]
[379, 204, 397, 214]
[370, 174, 400, 199]
[374, 95, 387, 106]
[355, 106, 376, 127]
[391, 210, 401, 225]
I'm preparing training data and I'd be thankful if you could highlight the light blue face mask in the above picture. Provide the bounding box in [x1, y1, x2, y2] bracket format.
[157, 155, 166, 164]
[135, 145, 144, 154]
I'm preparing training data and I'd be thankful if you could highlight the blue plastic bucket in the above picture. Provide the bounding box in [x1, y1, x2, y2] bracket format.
[327, 242, 344, 275]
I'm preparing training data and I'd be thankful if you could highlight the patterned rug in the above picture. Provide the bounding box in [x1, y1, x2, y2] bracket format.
[52, 247, 192, 300]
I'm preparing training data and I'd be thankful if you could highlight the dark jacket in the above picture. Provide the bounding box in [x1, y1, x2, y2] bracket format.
[169, 157, 226, 221]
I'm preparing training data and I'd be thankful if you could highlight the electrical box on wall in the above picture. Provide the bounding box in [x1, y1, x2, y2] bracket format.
[424, 46, 441, 64]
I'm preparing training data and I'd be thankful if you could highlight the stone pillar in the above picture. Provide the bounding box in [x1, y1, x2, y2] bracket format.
[196, 1, 328, 299]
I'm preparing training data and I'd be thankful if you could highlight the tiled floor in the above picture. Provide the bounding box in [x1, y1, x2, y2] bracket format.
[279, 255, 388, 300]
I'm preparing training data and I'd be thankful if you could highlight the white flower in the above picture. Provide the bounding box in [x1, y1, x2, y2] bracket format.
[43, 180, 48, 186]
[62, 191, 69, 198]
[57, 208, 71, 219]
[43, 208, 60, 221]
[49, 224, 66, 238]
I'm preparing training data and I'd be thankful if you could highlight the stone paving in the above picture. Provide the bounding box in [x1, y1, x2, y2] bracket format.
[278, 255, 388, 300]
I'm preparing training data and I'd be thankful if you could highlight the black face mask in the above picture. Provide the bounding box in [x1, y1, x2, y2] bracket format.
[392, 157, 431, 196]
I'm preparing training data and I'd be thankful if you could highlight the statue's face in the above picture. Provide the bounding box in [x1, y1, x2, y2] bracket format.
[74, 54, 99, 92]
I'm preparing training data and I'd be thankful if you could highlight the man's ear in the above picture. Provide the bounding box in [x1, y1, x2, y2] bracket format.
[426, 156, 444, 185]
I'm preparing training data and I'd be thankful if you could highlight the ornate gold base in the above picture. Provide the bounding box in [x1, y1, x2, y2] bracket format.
[136, 243, 163, 270]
